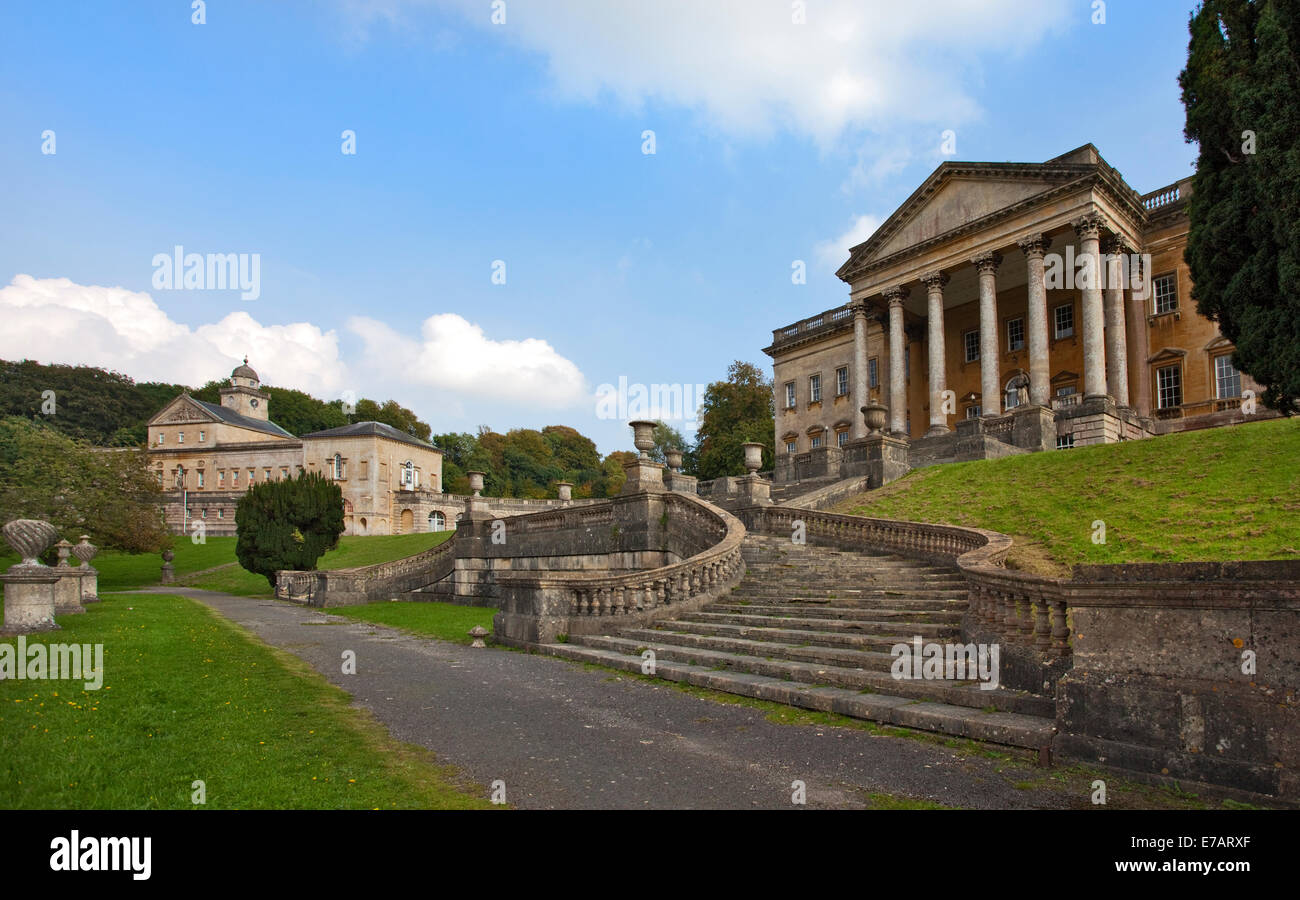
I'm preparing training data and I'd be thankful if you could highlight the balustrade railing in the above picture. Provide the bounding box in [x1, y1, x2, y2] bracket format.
[495, 492, 744, 630]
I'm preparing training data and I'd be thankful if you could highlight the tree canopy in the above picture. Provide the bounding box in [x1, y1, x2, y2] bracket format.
[1180, 0, 1300, 413]
[692, 361, 775, 479]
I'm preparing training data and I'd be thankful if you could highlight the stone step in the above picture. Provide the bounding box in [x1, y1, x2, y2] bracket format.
[706, 605, 964, 624]
[718, 598, 964, 616]
[732, 586, 968, 600]
[575, 633, 1053, 717]
[679, 610, 958, 637]
[649, 618, 960, 650]
[542, 643, 1056, 753]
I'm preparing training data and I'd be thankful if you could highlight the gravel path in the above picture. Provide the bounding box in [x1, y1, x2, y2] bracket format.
[140, 587, 1097, 810]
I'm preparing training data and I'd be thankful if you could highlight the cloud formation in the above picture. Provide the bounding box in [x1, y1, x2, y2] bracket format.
[815, 213, 882, 272]
[348, 0, 1073, 144]
[0, 275, 587, 421]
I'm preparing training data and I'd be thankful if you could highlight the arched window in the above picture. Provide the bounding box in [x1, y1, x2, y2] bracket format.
[1004, 374, 1026, 411]
[332, 453, 343, 479]
[401, 460, 415, 490]
[429, 511, 446, 531]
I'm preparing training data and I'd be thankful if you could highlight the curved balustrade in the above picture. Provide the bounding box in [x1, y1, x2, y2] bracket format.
[494, 492, 745, 642]
[275, 532, 458, 605]
[748, 504, 1069, 661]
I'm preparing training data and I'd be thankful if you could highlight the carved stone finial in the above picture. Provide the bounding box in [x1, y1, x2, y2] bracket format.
[2, 519, 59, 568]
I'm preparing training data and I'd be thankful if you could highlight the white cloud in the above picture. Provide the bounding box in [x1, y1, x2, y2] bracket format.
[346, 0, 1072, 144]
[347, 313, 588, 409]
[815, 214, 882, 271]
[0, 274, 345, 394]
[0, 275, 590, 433]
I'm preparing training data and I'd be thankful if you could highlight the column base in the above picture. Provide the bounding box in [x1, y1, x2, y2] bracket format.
[925, 424, 951, 437]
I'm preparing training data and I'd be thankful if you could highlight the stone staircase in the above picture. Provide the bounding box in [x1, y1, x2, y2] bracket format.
[547, 533, 1057, 758]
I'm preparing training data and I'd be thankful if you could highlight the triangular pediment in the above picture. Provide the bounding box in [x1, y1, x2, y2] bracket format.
[1148, 347, 1187, 364]
[837, 147, 1112, 282]
[147, 393, 219, 427]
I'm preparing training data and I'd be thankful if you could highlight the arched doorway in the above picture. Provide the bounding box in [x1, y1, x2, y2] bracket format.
[400, 509, 414, 533]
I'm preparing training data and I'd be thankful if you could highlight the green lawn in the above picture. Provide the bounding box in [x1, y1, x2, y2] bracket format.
[327, 601, 496, 644]
[834, 417, 1300, 575]
[0, 592, 494, 809]
[0, 531, 458, 597]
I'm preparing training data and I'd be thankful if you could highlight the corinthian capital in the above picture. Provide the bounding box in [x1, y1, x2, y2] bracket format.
[970, 251, 1002, 275]
[1017, 232, 1052, 259]
[1072, 212, 1107, 240]
[919, 270, 949, 292]
[882, 285, 910, 308]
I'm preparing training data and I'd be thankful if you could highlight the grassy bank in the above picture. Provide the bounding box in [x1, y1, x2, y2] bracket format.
[834, 417, 1299, 575]
[327, 601, 496, 644]
[0, 531, 457, 596]
[0, 592, 494, 809]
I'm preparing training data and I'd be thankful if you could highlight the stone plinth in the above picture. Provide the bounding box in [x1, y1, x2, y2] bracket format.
[663, 470, 697, 494]
[736, 474, 772, 506]
[1011, 404, 1056, 453]
[53, 569, 85, 615]
[859, 434, 910, 489]
[1, 567, 61, 634]
[620, 459, 665, 494]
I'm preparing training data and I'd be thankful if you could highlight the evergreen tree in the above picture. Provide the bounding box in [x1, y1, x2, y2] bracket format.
[1180, 0, 1300, 413]
[235, 471, 345, 588]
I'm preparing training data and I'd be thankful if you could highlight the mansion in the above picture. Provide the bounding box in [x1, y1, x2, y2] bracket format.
[767, 144, 1272, 484]
[147, 361, 458, 536]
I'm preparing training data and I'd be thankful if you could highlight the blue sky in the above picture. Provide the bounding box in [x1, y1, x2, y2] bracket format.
[0, 0, 1200, 454]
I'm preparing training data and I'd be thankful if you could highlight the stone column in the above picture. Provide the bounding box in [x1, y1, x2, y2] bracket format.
[1017, 233, 1052, 406]
[920, 271, 951, 435]
[1102, 236, 1131, 408]
[972, 251, 1003, 416]
[851, 299, 869, 439]
[1126, 254, 1152, 417]
[883, 286, 910, 436]
[1073, 213, 1109, 400]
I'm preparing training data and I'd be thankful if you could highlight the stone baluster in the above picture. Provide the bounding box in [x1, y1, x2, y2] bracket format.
[1049, 599, 1070, 657]
[1032, 596, 1052, 651]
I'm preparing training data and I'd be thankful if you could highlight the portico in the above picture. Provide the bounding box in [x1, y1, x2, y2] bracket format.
[766, 144, 1265, 486]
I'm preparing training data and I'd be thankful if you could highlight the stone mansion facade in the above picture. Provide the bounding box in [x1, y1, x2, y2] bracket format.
[147, 361, 458, 536]
[767, 144, 1271, 484]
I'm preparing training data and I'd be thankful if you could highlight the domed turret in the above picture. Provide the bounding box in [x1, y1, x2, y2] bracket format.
[231, 357, 259, 386]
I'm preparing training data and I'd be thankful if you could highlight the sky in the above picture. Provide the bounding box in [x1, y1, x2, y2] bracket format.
[0, 0, 1201, 454]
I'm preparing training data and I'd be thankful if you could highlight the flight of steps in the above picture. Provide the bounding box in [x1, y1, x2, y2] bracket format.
[547, 533, 1057, 758]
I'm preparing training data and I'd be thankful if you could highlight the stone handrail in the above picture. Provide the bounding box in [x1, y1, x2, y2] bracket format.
[741, 504, 1071, 672]
[275, 532, 458, 605]
[744, 504, 1009, 567]
[494, 492, 745, 640]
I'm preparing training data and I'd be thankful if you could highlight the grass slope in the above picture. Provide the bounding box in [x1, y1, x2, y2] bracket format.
[0, 531, 457, 597]
[0, 592, 493, 809]
[835, 418, 1300, 575]
[327, 602, 496, 644]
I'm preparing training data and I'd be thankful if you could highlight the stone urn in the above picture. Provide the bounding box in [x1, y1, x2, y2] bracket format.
[54, 539, 73, 567]
[629, 421, 657, 460]
[861, 403, 888, 436]
[665, 449, 683, 473]
[556, 482, 573, 502]
[467, 471, 485, 497]
[72, 535, 100, 603]
[2, 519, 59, 568]
[161, 548, 176, 585]
[741, 442, 765, 475]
